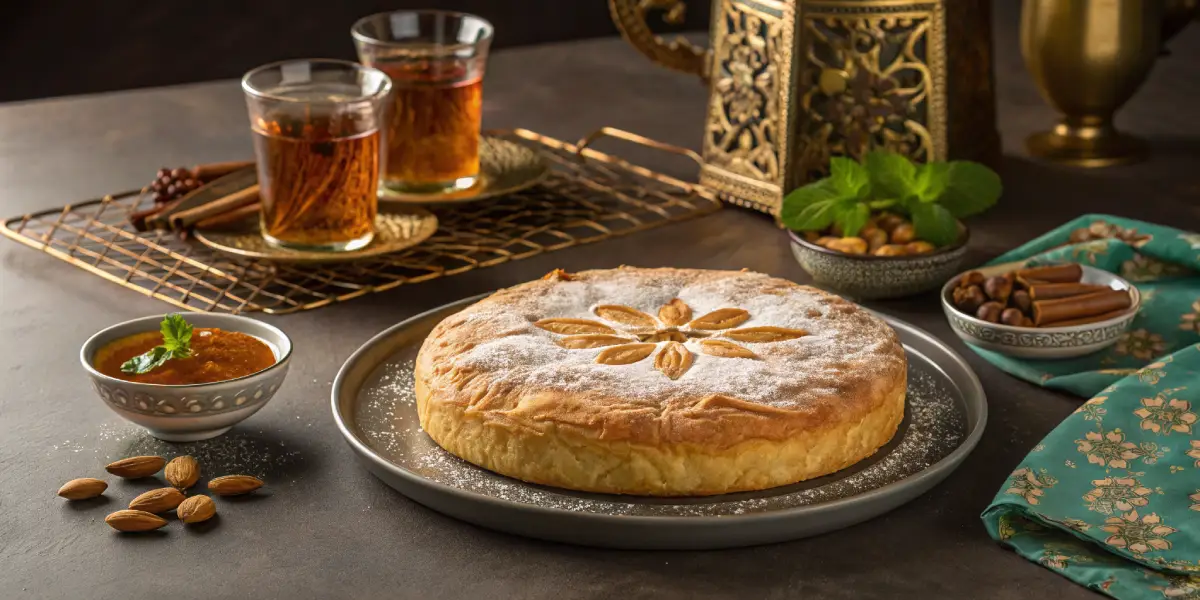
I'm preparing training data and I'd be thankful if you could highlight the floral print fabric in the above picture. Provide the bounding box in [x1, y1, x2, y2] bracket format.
[972, 214, 1200, 397]
[980, 216, 1200, 599]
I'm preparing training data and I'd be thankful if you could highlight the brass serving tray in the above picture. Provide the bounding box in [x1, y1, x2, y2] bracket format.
[1, 128, 721, 314]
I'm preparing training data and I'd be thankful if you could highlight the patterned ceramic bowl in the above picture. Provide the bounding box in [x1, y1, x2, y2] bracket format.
[940, 265, 1140, 359]
[787, 225, 969, 300]
[80, 314, 292, 442]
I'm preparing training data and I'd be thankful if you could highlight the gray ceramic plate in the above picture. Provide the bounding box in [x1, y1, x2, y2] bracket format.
[331, 296, 987, 549]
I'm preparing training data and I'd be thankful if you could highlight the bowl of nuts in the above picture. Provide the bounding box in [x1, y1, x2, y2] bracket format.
[787, 213, 970, 300]
[941, 263, 1139, 359]
[780, 151, 1000, 300]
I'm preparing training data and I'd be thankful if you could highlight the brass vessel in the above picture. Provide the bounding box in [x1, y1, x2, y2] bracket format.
[1021, 0, 1163, 167]
[610, 0, 1000, 215]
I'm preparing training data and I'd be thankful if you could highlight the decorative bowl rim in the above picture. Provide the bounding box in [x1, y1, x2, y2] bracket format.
[79, 313, 293, 390]
[939, 265, 1141, 334]
[785, 220, 969, 262]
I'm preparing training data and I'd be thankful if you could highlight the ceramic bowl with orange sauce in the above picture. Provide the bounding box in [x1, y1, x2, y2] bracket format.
[81, 313, 292, 441]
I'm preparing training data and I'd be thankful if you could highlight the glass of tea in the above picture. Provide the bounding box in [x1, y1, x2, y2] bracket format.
[352, 10, 494, 196]
[242, 59, 391, 252]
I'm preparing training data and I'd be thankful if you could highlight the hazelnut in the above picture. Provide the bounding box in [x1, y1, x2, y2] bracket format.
[976, 301, 1004, 323]
[863, 229, 889, 252]
[959, 271, 986, 289]
[875, 213, 906, 233]
[814, 236, 839, 248]
[889, 223, 915, 244]
[952, 285, 987, 313]
[983, 275, 1014, 304]
[1000, 308, 1027, 327]
[825, 237, 868, 255]
[1011, 289, 1032, 314]
[905, 241, 936, 254]
[872, 244, 909, 257]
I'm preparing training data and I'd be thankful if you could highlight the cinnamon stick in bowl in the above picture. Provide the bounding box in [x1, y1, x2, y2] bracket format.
[1033, 289, 1133, 326]
[1027, 282, 1110, 301]
[1015, 264, 1083, 283]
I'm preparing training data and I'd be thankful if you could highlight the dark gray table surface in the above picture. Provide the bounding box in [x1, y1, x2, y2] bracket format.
[3, 12, 1200, 600]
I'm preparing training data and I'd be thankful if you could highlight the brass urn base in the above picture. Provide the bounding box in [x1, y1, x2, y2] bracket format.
[1026, 120, 1147, 168]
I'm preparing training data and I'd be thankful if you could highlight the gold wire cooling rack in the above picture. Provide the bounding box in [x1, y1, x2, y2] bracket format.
[1, 128, 722, 314]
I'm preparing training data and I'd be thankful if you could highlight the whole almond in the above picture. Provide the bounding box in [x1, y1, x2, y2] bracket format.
[57, 478, 108, 500]
[177, 495, 217, 524]
[128, 487, 186, 513]
[105, 455, 165, 479]
[105, 510, 167, 532]
[208, 475, 264, 496]
[165, 456, 200, 489]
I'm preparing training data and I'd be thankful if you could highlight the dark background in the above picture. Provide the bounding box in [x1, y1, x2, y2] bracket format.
[0, 1, 712, 103]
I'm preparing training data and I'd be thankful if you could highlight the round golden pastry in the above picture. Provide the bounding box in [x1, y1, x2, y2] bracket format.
[415, 267, 907, 496]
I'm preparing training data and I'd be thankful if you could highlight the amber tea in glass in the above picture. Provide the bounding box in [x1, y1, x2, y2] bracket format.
[242, 60, 391, 252]
[353, 11, 493, 196]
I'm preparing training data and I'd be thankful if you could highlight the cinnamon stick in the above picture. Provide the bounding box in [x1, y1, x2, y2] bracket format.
[146, 166, 258, 230]
[169, 184, 261, 231]
[1046, 308, 1132, 327]
[1027, 282, 1111, 301]
[194, 202, 260, 230]
[1033, 289, 1132, 326]
[1016, 264, 1083, 284]
[193, 160, 255, 182]
[130, 195, 188, 231]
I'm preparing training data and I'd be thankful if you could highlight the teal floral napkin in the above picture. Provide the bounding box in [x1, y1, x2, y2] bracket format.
[978, 215, 1200, 599]
[973, 215, 1200, 397]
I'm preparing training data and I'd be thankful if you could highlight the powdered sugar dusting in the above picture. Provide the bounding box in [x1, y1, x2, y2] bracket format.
[351, 327, 969, 518]
[444, 269, 901, 407]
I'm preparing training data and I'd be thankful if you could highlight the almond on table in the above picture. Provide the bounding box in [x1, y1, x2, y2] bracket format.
[165, 455, 200, 490]
[57, 478, 108, 500]
[208, 475, 264, 496]
[128, 487, 186, 513]
[177, 495, 217, 524]
[105, 510, 167, 532]
[105, 456, 166, 479]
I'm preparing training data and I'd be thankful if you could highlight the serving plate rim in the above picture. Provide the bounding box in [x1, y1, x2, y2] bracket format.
[331, 293, 987, 533]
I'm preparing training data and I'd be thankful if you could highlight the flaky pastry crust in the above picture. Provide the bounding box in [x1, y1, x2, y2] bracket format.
[415, 267, 907, 496]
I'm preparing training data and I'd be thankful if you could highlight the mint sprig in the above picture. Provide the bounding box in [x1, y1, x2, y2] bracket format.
[120, 314, 194, 375]
[782, 151, 1001, 247]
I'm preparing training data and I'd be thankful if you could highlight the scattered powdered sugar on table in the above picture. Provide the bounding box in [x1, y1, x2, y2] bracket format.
[353, 347, 968, 518]
[49, 421, 303, 478]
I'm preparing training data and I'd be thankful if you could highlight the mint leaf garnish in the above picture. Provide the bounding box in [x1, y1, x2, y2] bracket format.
[160, 313, 194, 358]
[910, 203, 959, 247]
[120, 314, 195, 375]
[936, 161, 1002, 217]
[837, 202, 871, 237]
[781, 150, 1000, 247]
[913, 162, 949, 203]
[780, 181, 843, 231]
[828, 157, 870, 199]
[864, 151, 916, 201]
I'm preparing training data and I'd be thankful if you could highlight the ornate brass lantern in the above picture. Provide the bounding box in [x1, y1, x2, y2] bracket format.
[610, 0, 1000, 214]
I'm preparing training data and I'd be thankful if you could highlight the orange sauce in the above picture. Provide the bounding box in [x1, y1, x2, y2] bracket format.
[94, 328, 276, 385]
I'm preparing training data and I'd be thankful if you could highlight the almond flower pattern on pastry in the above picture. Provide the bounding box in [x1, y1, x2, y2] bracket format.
[533, 299, 807, 379]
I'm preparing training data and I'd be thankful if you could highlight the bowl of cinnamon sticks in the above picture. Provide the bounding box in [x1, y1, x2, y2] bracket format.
[940, 263, 1139, 359]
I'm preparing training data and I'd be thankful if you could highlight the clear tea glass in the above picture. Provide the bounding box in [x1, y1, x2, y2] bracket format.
[352, 10, 494, 196]
[242, 59, 391, 252]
